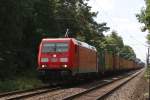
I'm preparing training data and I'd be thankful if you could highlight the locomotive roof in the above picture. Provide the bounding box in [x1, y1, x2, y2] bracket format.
[42, 38, 97, 51]
[75, 40, 97, 51]
[42, 38, 73, 41]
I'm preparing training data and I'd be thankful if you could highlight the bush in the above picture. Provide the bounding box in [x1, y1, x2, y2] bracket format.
[0, 76, 43, 92]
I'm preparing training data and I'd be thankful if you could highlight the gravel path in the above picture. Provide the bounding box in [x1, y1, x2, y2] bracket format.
[105, 69, 149, 100]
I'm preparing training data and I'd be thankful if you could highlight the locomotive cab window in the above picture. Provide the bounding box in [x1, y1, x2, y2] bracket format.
[56, 43, 68, 52]
[42, 43, 55, 53]
[42, 42, 69, 53]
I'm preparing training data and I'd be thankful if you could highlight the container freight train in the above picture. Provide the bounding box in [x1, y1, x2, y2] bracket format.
[37, 38, 142, 83]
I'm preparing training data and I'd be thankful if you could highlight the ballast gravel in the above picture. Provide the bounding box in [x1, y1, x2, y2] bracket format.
[105, 69, 149, 100]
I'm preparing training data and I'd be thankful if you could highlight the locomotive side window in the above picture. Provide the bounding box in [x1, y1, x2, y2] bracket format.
[42, 42, 68, 53]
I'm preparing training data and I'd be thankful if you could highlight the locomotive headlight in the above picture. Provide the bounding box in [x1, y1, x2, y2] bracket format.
[41, 65, 47, 68]
[41, 58, 49, 62]
[62, 64, 68, 68]
[60, 58, 68, 62]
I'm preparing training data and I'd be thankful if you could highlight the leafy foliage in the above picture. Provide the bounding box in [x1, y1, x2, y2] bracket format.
[103, 31, 124, 52]
[137, 0, 150, 43]
[119, 45, 136, 60]
[103, 31, 136, 60]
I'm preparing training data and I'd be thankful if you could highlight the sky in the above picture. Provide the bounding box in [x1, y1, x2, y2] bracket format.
[88, 0, 148, 62]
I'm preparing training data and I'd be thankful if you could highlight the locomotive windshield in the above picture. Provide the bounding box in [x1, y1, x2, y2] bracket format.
[42, 42, 68, 53]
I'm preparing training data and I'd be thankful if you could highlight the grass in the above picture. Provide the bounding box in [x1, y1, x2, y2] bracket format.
[144, 67, 150, 99]
[0, 71, 43, 93]
[144, 67, 150, 81]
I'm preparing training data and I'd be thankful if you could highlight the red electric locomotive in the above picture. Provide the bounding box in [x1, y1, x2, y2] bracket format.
[38, 38, 98, 82]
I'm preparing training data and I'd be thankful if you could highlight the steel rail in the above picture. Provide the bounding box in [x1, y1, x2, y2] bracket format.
[97, 70, 143, 100]
[0, 85, 50, 98]
[0, 86, 61, 100]
[63, 70, 143, 100]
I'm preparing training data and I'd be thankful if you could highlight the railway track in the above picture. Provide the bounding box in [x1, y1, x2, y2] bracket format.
[0, 69, 143, 100]
[63, 69, 143, 100]
[0, 86, 61, 100]
[0, 85, 49, 97]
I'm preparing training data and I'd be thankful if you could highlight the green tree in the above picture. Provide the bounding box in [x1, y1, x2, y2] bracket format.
[103, 31, 136, 60]
[137, 0, 150, 43]
[103, 31, 124, 53]
[119, 45, 136, 60]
